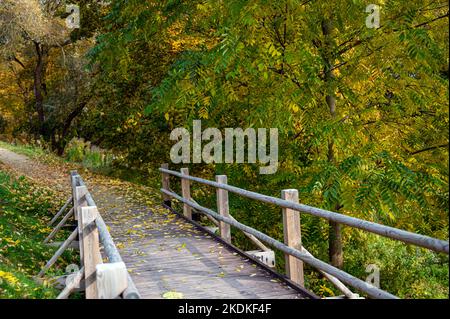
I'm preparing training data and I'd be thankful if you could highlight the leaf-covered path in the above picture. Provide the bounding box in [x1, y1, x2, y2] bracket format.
[0, 147, 308, 299]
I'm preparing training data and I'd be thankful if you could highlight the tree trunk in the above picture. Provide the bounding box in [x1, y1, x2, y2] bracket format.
[322, 18, 344, 269]
[329, 218, 343, 268]
[53, 99, 89, 155]
[33, 41, 47, 138]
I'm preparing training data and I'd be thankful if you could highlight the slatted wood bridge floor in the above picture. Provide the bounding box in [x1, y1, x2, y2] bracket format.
[93, 188, 311, 299]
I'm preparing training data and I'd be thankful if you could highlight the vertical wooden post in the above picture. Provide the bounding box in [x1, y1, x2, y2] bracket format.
[281, 189, 304, 287]
[180, 168, 192, 220]
[161, 163, 171, 207]
[71, 173, 78, 221]
[216, 175, 231, 243]
[75, 185, 88, 263]
[81, 206, 102, 299]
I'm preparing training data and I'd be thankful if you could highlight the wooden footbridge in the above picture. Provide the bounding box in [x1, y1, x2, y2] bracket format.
[37, 164, 449, 299]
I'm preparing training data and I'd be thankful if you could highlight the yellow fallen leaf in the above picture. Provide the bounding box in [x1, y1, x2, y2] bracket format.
[162, 291, 183, 299]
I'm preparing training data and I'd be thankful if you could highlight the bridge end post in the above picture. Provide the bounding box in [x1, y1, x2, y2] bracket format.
[281, 189, 304, 287]
[75, 185, 88, 263]
[180, 168, 192, 220]
[161, 163, 171, 207]
[216, 175, 231, 244]
[80, 206, 102, 299]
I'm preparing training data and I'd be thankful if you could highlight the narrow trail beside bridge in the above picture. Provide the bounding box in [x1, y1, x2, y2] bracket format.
[0, 148, 308, 299]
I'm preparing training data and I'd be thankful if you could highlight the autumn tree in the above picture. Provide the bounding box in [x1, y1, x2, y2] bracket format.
[0, 0, 106, 152]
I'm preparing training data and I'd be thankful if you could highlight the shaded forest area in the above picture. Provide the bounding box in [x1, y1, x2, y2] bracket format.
[0, 0, 448, 298]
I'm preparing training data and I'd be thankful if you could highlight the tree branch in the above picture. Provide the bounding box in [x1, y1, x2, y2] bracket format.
[12, 56, 26, 69]
[410, 143, 449, 155]
[413, 11, 449, 28]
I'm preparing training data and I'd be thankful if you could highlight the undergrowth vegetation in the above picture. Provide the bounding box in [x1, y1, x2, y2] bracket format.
[0, 167, 77, 298]
[64, 138, 113, 170]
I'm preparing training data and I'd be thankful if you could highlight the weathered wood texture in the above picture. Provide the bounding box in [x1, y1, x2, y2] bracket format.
[45, 240, 80, 250]
[44, 207, 74, 243]
[73, 173, 141, 299]
[159, 168, 449, 254]
[161, 188, 397, 299]
[48, 196, 72, 226]
[75, 185, 88, 263]
[180, 168, 192, 220]
[80, 206, 102, 299]
[57, 267, 85, 299]
[281, 189, 304, 287]
[161, 163, 171, 206]
[96, 262, 128, 299]
[38, 228, 78, 277]
[216, 175, 231, 244]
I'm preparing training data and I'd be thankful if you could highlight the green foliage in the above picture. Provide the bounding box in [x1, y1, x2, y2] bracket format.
[76, 0, 450, 298]
[65, 138, 85, 163]
[0, 169, 77, 298]
[345, 233, 448, 298]
[64, 138, 112, 169]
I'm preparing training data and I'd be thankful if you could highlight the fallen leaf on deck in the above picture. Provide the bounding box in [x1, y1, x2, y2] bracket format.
[162, 291, 184, 299]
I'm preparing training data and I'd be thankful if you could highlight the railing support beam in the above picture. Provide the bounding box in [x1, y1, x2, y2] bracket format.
[80, 206, 102, 299]
[48, 196, 72, 226]
[161, 163, 171, 207]
[181, 168, 192, 220]
[216, 175, 231, 243]
[44, 207, 74, 243]
[75, 185, 88, 263]
[158, 167, 449, 254]
[37, 228, 78, 277]
[282, 189, 304, 287]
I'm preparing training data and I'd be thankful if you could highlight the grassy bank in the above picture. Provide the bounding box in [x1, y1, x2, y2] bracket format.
[0, 167, 77, 298]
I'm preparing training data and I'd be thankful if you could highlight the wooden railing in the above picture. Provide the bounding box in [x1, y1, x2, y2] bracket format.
[37, 171, 140, 299]
[159, 164, 449, 299]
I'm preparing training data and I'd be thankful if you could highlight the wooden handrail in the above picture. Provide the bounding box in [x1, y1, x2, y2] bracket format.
[71, 172, 141, 299]
[159, 167, 449, 254]
[159, 164, 449, 299]
[161, 188, 397, 299]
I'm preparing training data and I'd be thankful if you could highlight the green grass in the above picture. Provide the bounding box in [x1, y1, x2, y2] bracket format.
[0, 169, 77, 298]
[0, 140, 46, 159]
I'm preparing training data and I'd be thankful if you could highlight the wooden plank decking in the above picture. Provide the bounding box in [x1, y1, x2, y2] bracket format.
[93, 189, 311, 299]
